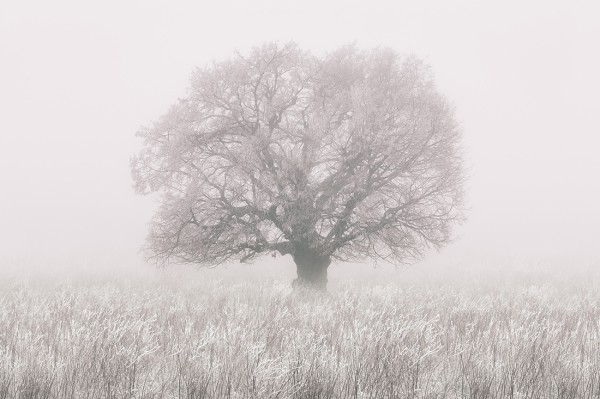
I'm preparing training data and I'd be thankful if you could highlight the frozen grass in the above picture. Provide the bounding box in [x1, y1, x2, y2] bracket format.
[1, 268, 600, 398]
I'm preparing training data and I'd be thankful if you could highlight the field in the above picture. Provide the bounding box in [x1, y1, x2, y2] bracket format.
[1, 261, 600, 399]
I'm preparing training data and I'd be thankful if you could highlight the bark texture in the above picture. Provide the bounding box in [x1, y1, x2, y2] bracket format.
[291, 246, 331, 291]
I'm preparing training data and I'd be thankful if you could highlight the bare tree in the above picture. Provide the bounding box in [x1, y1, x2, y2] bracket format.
[131, 42, 464, 290]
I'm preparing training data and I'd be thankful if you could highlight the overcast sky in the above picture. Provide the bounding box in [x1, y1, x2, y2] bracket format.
[1, 0, 599, 270]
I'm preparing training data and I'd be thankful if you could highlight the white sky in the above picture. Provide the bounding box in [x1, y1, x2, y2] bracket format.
[1, 0, 599, 270]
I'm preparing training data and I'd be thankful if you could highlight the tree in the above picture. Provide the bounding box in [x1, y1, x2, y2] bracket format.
[131, 42, 464, 291]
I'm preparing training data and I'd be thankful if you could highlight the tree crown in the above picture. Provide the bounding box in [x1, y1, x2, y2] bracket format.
[132, 42, 464, 266]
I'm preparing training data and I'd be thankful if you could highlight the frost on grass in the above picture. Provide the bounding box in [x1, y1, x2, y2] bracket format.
[1, 278, 600, 398]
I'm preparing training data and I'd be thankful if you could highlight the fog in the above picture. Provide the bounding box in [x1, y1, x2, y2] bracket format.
[1, 0, 599, 277]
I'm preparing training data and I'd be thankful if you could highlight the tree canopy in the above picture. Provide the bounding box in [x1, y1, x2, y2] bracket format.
[132, 42, 464, 289]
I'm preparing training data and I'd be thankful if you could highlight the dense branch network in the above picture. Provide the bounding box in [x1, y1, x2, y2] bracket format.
[132, 42, 464, 267]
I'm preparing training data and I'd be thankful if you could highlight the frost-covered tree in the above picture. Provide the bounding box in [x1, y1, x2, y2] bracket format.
[132, 42, 464, 290]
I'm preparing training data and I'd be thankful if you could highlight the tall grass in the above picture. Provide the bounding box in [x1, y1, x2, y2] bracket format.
[1, 272, 600, 398]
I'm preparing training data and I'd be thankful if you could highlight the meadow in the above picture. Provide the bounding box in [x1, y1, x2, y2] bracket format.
[1, 260, 600, 398]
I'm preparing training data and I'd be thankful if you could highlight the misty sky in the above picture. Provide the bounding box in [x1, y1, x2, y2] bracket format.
[1, 0, 599, 270]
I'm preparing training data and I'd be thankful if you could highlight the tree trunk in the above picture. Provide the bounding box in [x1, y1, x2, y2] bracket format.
[291, 246, 331, 291]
